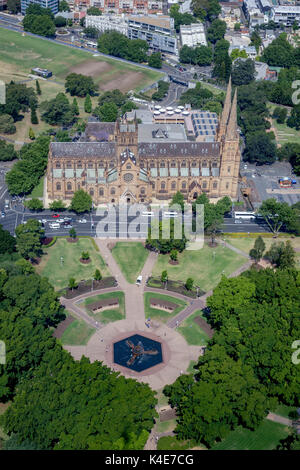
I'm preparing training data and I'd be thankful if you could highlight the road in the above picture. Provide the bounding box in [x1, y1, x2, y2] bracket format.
[0, 200, 271, 238]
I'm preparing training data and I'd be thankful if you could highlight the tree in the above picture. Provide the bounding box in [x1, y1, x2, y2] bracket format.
[207, 19, 227, 44]
[273, 106, 287, 124]
[0, 114, 16, 134]
[243, 132, 277, 165]
[287, 104, 300, 130]
[36, 80, 41, 96]
[65, 73, 97, 97]
[161, 270, 168, 283]
[249, 236, 266, 264]
[54, 16, 67, 27]
[265, 241, 296, 269]
[7, 0, 21, 14]
[261, 34, 294, 68]
[84, 94, 92, 113]
[83, 27, 100, 39]
[81, 251, 90, 260]
[67, 19, 73, 27]
[72, 98, 79, 116]
[55, 130, 71, 142]
[0, 225, 16, 254]
[232, 58, 255, 86]
[87, 6, 102, 15]
[25, 198, 43, 211]
[259, 198, 297, 234]
[170, 191, 184, 211]
[69, 227, 77, 239]
[70, 190, 92, 213]
[15, 219, 44, 260]
[170, 249, 178, 262]
[49, 200, 67, 211]
[28, 128, 35, 140]
[234, 22, 241, 31]
[68, 277, 77, 290]
[94, 269, 102, 281]
[23, 14, 56, 37]
[94, 102, 118, 122]
[58, 0, 70, 11]
[40, 93, 77, 126]
[30, 106, 38, 125]
[250, 30, 262, 53]
[0, 140, 17, 161]
[185, 277, 194, 290]
[148, 52, 162, 69]
[5, 135, 50, 195]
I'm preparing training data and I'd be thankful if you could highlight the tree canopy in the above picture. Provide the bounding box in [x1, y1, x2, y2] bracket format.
[65, 73, 97, 97]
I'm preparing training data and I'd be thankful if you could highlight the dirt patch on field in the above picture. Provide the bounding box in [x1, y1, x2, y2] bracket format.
[69, 60, 112, 77]
[101, 71, 144, 92]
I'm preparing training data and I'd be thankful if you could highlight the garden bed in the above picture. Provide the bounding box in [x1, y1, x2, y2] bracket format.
[61, 276, 117, 299]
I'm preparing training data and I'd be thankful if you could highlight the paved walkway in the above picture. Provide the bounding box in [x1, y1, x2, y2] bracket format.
[267, 412, 293, 427]
[62, 239, 254, 390]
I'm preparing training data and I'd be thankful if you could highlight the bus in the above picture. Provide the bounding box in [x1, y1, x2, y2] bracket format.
[31, 68, 52, 78]
[233, 211, 256, 220]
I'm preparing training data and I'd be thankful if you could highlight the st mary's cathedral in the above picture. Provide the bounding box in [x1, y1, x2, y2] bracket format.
[46, 79, 240, 205]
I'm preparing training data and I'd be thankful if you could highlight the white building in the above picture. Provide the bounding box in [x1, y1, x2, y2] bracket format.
[243, 0, 268, 28]
[85, 14, 128, 36]
[180, 23, 207, 48]
[271, 6, 300, 26]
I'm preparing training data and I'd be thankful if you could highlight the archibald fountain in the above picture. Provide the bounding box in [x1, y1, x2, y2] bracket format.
[113, 334, 163, 372]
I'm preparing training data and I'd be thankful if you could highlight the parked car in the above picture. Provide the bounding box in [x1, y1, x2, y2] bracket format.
[62, 222, 73, 228]
[57, 218, 65, 223]
[52, 213, 60, 218]
[64, 216, 73, 222]
[49, 222, 60, 229]
[38, 219, 47, 224]
[1, 211, 5, 218]
[234, 220, 243, 224]
[78, 218, 87, 223]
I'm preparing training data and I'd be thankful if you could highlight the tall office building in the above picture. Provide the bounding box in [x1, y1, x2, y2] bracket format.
[21, 0, 59, 15]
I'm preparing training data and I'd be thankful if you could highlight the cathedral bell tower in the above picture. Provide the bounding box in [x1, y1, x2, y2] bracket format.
[218, 80, 241, 199]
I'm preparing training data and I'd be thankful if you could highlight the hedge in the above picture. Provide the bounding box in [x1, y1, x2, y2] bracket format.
[42, 236, 57, 247]
[223, 233, 297, 239]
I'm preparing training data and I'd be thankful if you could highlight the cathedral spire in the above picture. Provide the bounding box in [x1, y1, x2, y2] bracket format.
[226, 88, 238, 140]
[217, 76, 232, 139]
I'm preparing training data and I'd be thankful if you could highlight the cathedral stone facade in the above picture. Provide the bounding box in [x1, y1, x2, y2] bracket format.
[47, 80, 240, 205]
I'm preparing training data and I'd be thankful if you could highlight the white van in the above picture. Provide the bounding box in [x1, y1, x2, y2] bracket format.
[49, 222, 60, 229]
[136, 275, 143, 286]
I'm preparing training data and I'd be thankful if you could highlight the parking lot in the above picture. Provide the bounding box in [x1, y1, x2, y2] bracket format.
[240, 161, 300, 208]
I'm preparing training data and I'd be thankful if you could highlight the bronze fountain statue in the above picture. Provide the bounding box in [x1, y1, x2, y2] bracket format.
[126, 339, 158, 366]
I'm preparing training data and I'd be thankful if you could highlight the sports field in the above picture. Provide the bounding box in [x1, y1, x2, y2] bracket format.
[0, 28, 163, 93]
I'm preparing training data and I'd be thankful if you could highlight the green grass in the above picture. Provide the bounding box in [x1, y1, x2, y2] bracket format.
[83, 291, 125, 323]
[28, 177, 44, 198]
[152, 244, 246, 292]
[187, 360, 197, 374]
[157, 436, 201, 451]
[144, 292, 187, 323]
[0, 28, 163, 91]
[111, 242, 149, 283]
[156, 389, 169, 409]
[60, 316, 95, 345]
[211, 419, 290, 450]
[156, 418, 177, 434]
[37, 237, 110, 290]
[272, 404, 299, 420]
[178, 310, 209, 346]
